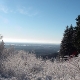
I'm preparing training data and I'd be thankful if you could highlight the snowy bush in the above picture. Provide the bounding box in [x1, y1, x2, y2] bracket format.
[0, 49, 80, 80]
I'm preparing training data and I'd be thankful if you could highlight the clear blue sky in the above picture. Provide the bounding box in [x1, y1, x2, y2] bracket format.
[0, 0, 80, 44]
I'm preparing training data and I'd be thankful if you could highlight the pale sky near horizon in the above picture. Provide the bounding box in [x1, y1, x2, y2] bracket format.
[0, 0, 80, 44]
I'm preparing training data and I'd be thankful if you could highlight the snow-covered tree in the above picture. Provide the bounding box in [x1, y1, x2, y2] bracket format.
[0, 34, 4, 54]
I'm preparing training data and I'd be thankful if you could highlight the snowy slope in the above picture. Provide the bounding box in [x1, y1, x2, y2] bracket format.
[0, 48, 80, 80]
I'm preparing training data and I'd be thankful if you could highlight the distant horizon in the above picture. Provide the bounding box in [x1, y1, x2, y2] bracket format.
[4, 41, 60, 45]
[3, 38, 61, 44]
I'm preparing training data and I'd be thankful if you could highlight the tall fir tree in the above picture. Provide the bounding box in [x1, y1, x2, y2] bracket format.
[76, 15, 80, 27]
[73, 15, 80, 53]
[59, 26, 69, 58]
[59, 25, 75, 58]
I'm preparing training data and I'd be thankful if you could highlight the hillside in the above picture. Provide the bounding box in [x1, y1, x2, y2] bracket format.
[0, 49, 80, 80]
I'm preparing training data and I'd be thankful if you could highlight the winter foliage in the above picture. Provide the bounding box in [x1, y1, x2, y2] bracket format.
[0, 48, 80, 80]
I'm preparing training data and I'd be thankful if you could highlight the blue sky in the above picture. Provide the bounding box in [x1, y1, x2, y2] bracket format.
[0, 0, 80, 44]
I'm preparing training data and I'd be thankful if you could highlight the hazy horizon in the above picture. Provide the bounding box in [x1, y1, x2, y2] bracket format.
[4, 41, 60, 45]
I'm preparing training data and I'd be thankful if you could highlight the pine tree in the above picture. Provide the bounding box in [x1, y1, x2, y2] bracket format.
[76, 15, 80, 27]
[73, 15, 80, 53]
[59, 26, 69, 58]
[0, 34, 4, 53]
[59, 25, 75, 58]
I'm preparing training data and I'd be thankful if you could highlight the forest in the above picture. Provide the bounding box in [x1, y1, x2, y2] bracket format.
[59, 15, 80, 59]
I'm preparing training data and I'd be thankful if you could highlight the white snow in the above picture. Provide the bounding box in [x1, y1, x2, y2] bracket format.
[0, 49, 80, 80]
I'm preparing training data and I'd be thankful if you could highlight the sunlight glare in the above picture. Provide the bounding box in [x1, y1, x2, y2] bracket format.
[3, 38, 60, 44]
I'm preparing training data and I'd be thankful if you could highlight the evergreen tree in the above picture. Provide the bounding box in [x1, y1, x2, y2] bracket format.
[59, 15, 80, 59]
[73, 15, 80, 53]
[0, 34, 4, 53]
[59, 26, 69, 58]
[59, 25, 75, 58]
[76, 15, 80, 27]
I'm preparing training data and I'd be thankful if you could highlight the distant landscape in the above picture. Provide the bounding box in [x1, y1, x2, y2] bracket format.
[5, 42, 60, 59]
[1, 0, 80, 80]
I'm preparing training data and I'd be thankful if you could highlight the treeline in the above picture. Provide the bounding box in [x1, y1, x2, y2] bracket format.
[59, 15, 80, 58]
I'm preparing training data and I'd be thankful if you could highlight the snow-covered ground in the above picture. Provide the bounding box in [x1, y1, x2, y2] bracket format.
[0, 48, 80, 80]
